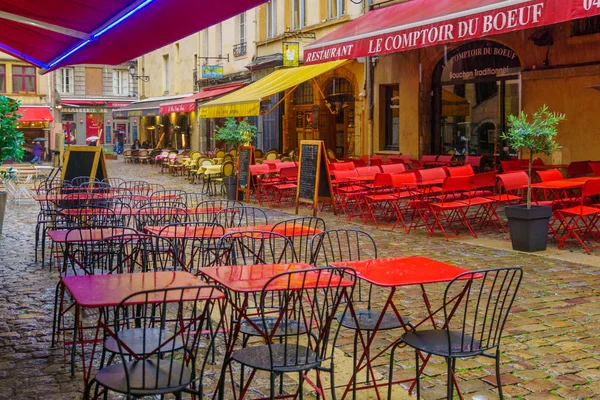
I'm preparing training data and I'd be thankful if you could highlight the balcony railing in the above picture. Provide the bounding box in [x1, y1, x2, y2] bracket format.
[233, 42, 247, 57]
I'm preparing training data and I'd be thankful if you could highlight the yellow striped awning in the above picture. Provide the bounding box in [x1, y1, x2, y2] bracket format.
[198, 60, 347, 118]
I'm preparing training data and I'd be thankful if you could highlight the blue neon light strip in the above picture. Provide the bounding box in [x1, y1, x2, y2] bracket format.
[47, 0, 154, 68]
[0, 42, 49, 69]
[48, 39, 90, 68]
[93, 0, 155, 38]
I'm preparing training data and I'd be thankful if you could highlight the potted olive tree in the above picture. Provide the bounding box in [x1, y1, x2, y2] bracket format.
[501, 105, 565, 252]
[215, 117, 257, 200]
[0, 96, 25, 234]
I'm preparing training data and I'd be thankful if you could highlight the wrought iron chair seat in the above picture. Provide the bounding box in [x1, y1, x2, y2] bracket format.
[103, 328, 184, 354]
[231, 343, 321, 373]
[239, 317, 307, 338]
[402, 330, 482, 358]
[337, 309, 407, 332]
[94, 359, 191, 396]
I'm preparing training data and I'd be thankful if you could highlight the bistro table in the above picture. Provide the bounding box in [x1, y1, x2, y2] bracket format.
[530, 176, 600, 208]
[57, 271, 215, 387]
[329, 256, 474, 400]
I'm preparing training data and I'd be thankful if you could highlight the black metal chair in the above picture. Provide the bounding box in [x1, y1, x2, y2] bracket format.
[214, 205, 269, 229]
[219, 268, 356, 400]
[216, 230, 297, 266]
[310, 229, 405, 399]
[70, 176, 97, 187]
[117, 180, 151, 196]
[183, 191, 210, 208]
[151, 189, 187, 203]
[133, 205, 190, 231]
[388, 267, 523, 400]
[271, 216, 326, 263]
[63, 206, 118, 228]
[85, 285, 228, 399]
[195, 199, 243, 223]
[101, 177, 125, 187]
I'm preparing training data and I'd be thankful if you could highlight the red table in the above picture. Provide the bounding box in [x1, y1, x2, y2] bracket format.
[58, 271, 216, 386]
[145, 224, 322, 239]
[330, 256, 473, 400]
[48, 227, 137, 243]
[59, 206, 221, 217]
[33, 193, 181, 202]
[530, 177, 600, 207]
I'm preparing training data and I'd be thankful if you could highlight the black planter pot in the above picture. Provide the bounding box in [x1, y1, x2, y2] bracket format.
[504, 204, 552, 252]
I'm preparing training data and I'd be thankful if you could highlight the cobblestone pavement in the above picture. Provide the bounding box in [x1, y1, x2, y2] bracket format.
[0, 159, 599, 399]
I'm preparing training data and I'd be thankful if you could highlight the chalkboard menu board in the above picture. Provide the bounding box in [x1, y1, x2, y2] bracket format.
[61, 146, 108, 183]
[236, 145, 254, 200]
[295, 140, 336, 216]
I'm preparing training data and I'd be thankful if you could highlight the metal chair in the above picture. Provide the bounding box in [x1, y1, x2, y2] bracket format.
[133, 205, 190, 231]
[389, 267, 523, 400]
[216, 230, 297, 266]
[183, 191, 210, 208]
[86, 286, 228, 399]
[219, 268, 355, 400]
[271, 216, 326, 263]
[195, 199, 243, 223]
[214, 206, 269, 229]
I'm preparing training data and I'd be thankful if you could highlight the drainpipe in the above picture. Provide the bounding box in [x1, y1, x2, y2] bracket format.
[365, 1, 374, 156]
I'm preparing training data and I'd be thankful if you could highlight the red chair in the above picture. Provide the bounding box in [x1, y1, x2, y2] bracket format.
[272, 166, 298, 208]
[389, 172, 418, 231]
[249, 164, 272, 203]
[468, 171, 497, 197]
[589, 162, 600, 177]
[552, 179, 600, 254]
[356, 166, 382, 177]
[566, 161, 591, 178]
[465, 155, 483, 172]
[351, 158, 367, 167]
[418, 154, 439, 168]
[536, 168, 563, 182]
[432, 155, 454, 167]
[427, 176, 475, 239]
[331, 161, 355, 171]
[380, 163, 406, 174]
[362, 173, 395, 226]
[486, 172, 528, 204]
[446, 164, 474, 177]
[500, 160, 525, 173]
[369, 158, 383, 167]
[333, 169, 364, 218]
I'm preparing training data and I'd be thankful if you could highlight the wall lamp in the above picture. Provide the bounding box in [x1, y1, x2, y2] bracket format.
[129, 62, 150, 82]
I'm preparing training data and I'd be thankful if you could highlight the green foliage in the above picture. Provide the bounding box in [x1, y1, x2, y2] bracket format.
[0, 96, 25, 163]
[215, 117, 257, 149]
[501, 105, 565, 208]
[0, 167, 17, 183]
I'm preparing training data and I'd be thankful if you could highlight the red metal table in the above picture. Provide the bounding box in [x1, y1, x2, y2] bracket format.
[199, 263, 353, 397]
[330, 256, 473, 400]
[145, 223, 322, 238]
[58, 206, 221, 216]
[530, 177, 600, 207]
[58, 271, 216, 386]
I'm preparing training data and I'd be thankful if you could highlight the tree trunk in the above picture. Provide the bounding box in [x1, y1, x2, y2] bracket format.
[527, 149, 533, 209]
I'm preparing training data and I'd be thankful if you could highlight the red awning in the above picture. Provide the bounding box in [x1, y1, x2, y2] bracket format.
[0, 0, 266, 72]
[158, 84, 246, 114]
[304, 0, 600, 64]
[17, 106, 54, 122]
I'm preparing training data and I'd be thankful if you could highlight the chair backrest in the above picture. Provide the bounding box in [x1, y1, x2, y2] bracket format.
[93, 233, 149, 274]
[214, 206, 268, 229]
[151, 189, 186, 202]
[216, 231, 297, 266]
[536, 168, 563, 182]
[581, 179, 600, 199]
[310, 228, 377, 267]
[350, 158, 367, 167]
[371, 173, 393, 189]
[221, 160, 236, 177]
[588, 162, 600, 177]
[440, 176, 471, 198]
[446, 164, 474, 177]
[112, 286, 227, 397]
[222, 154, 233, 162]
[255, 149, 264, 158]
[391, 172, 418, 189]
[399, 155, 412, 163]
[215, 149, 226, 158]
[133, 206, 190, 230]
[158, 222, 225, 271]
[258, 268, 355, 372]
[271, 217, 326, 263]
[279, 166, 298, 180]
[566, 160, 591, 178]
[229, 148, 237, 157]
[443, 267, 522, 357]
[327, 148, 337, 160]
[265, 151, 278, 160]
[184, 192, 210, 208]
[500, 160, 524, 173]
[66, 206, 119, 228]
[249, 164, 270, 175]
[380, 163, 406, 174]
[102, 177, 125, 187]
[369, 158, 383, 167]
[195, 200, 243, 223]
[332, 169, 359, 182]
[331, 161, 354, 171]
[419, 155, 437, 165]
[417, 167, 446, 182]
[355, 166, 381, 176]
[498, 171, 528, 193]
[436, 155, 453, 163]
[469, 171, 497, 191]
[465, 155, 483, 168]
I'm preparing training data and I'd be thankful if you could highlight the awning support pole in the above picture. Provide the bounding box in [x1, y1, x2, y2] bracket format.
[261, 85, 300, 115]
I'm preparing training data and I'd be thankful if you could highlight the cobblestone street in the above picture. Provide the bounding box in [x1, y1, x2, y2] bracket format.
[1, 159, 600, 399]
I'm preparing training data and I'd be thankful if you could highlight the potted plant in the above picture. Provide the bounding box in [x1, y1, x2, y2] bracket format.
[103, 147, 118, 160]
[500, 105, 565, 252]
[215, 117, 257, 200]
[0, 96, 25, 234]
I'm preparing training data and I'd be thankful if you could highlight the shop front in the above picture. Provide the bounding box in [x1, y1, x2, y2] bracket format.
[16, 106, 54, 160]
[303, 0, 600, 163]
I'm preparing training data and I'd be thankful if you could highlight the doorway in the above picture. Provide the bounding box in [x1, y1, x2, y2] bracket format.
[325, 78, 354, 158]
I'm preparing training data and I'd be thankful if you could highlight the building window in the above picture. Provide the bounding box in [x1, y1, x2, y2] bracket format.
[571, 15, 600, 36]
[294, 82, 313, 104]
[57, 68, 74, 94]
[292, 0, 305, 30]
[112, 70, 130, 96]
[12, 65, 36, 93]
[328, 0, 345, 19]
[381, 85, 399, 151]
[163, 54, 169, 93]
[239, 12, 246, 44]
[0, 65, 5, 93]
[266, 0, 277, 39]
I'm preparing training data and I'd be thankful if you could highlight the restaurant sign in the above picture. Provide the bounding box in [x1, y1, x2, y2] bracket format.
[441, 40, 521, 82]
[304, 0, 600, 64]
[159, 102, 195, 114]
[202, 65, 224, 79]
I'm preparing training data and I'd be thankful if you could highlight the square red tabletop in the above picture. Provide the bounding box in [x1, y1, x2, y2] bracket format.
[48, 228, 138, 243]
[199, 263, 353, 293]
[62, 271, 220, 308]
[329, 256, 471, 287]
[144, 225, 225, 239]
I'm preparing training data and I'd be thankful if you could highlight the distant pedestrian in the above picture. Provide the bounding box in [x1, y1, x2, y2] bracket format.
[132, 139, 141, 150]
[117, 131, 125, 154]
[31, 142, 43, 165]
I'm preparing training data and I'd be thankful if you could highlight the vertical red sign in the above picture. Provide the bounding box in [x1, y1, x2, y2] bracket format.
[86, 113, 104, 144]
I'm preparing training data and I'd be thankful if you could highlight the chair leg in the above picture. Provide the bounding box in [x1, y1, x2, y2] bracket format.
[270, 371, 276, 400]
[446, 357, 454, 400]
[496, 349, 504, 399]
[83, 378, 97, 399]
[415, 350, 421, 399]
[352, 331, 358, 400]
[298, 371, 304, 400]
